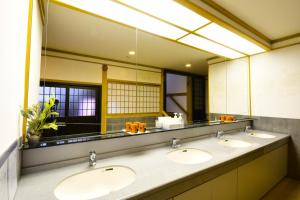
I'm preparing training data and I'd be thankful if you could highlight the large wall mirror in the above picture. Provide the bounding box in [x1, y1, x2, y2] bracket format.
[30, 0, 251, 147]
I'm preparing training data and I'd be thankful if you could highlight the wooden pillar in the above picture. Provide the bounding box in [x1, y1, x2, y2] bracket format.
[248, 56, 252, 117]
[207, 65, 211, 121]
[22, 0, 34, 142]
[101, 64, 108, 134]
[160, 69, 164, 115]
[187, 76, 193, 124]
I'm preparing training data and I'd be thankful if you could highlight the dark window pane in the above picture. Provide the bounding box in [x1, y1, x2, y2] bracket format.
[39, 85, 66, 118]
[68, 88, 97, 117]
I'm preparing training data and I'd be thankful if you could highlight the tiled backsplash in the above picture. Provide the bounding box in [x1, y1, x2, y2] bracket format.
[253, 116, 300, 179]
[106, 116, 157, 132]
[0, 142, 20, 200]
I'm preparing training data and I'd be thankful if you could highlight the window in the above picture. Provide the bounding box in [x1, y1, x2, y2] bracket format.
[39, 82, 101, 136]
[107, 81, 160, 114]
[68, 88, 97, 117]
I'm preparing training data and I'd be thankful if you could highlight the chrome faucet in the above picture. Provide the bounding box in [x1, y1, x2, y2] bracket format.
[245, 125, 252, 133]
[89, 151, 97, 167]
[216, 130, 224, 139]
[171, 138, 181, 149]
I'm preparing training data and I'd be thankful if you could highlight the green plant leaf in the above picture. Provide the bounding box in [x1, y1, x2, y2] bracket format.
[21, 97, 59, 135]
[41, 123, 58, 130]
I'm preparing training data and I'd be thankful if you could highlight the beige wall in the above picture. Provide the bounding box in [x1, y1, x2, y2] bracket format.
[0, 0, 40, 155]
[107, 65, 161, 84]
[41, 56, 162, 85]
[209, 62, 227, 114]
[226, 58, 250, 115]
[209, 57, 250, 115]
[208, 43, 300, 119]
[251, 44, 300, 119]
[28, 0, 43, 106]
[40, 56, 103, 84]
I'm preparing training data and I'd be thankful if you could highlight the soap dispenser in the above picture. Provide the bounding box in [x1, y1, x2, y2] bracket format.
[178, 113, 184, 128]
[174, 113, 178, 118]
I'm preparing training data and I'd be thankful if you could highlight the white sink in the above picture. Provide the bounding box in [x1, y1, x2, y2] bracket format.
[54, 166, 136, 200]
[167, 148, 212, 164]
[248, 132, 276, 139]
[218, 139, 252, 148]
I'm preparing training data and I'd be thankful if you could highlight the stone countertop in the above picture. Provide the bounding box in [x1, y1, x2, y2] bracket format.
[15, 130, 289, 200]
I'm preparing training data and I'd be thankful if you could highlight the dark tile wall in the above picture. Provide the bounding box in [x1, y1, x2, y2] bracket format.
[252, 116, 300, 179]
[107, 116, 157, 132]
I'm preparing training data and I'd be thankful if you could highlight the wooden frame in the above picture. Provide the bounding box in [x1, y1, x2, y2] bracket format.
[22, 0, 34, 142]
[106, 79, 161, 118]
[101, 65, 108, 134]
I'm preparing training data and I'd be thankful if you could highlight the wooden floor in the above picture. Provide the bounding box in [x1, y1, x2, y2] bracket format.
[262, 178, 300, 200]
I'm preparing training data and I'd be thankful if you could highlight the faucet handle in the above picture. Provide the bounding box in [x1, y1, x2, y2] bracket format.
[89, 150, 96, 155]
[171, 138, 181, 148]
[89, 151, 96, 160]
[245, 125, 252, 133]
[216, 130, 224, 139]
[172, 137, 180, 143]
[89, 151, 97, 167]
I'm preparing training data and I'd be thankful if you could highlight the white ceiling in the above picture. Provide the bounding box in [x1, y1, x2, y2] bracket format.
[211, 0, 300, 40]
[44, 2, 214, 75]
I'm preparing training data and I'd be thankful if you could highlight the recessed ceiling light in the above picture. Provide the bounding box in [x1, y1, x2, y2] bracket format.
[55, 0, 187, 40]
[185, 64, 192, 68]
[117, 0, 210, 31]
[196, 23, 266, 55]
[179, 34, 245, 59]
[128, 51, 135, 55]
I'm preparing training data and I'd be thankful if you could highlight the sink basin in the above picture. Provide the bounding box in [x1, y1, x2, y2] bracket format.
[218, 139, 252, 148]
[54, 166, 136, 200]
[248, 132, 276, 139]
[166, 148, 212, 164]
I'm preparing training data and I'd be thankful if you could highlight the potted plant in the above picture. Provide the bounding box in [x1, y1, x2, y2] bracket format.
[21, 98, 59, 146]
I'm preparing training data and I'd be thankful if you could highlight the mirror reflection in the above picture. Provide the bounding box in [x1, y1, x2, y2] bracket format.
[35, 0, 251, 144]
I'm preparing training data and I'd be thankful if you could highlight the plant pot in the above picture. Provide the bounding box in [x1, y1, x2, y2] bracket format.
[28, 135, 41, 147]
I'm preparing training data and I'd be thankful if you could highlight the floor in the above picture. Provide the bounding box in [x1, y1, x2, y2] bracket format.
[262, 178, 300, 200]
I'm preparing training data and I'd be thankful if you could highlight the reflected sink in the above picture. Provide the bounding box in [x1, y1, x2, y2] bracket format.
[218, 139, 252, 148]
[248, 132, 276, 139]
[54, 166, 136, 200]
[167, 148, 213, 164]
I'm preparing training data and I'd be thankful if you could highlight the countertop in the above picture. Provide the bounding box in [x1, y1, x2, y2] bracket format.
[15, 130, 289, 200]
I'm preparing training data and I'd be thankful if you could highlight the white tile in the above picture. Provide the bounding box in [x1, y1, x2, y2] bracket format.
[0, 161, 8, 200]
[8, 149, 18, 200]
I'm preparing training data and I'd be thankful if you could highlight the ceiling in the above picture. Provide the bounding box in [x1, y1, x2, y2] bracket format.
[43, 2, 215, 75]
[210, 0, 300, 40]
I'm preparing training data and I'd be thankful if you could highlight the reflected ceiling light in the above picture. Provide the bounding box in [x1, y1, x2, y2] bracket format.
[128, 51, 135, 55]
[117, 0, 210, 31]
[54, 0, 187, 40]
[196, 23, 266, 55]
[185, 64, 192, 68]
[179, 34, 245, 59]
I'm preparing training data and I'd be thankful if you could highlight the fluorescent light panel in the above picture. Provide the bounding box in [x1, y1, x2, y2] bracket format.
[179, 34, 245, 59]
[117, 0, 210, 31]
[55, 0, 187, 40]
[196, 23, 266, 55]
